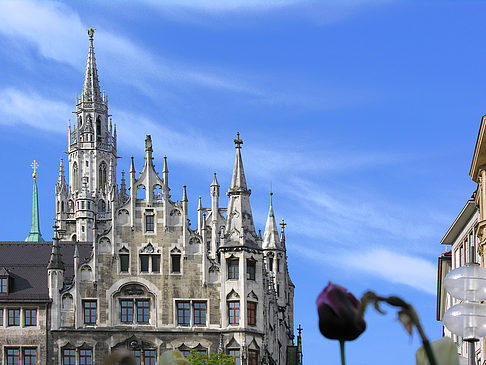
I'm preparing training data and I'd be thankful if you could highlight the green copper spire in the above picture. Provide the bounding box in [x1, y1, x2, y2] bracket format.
[25, 160, 44, 242]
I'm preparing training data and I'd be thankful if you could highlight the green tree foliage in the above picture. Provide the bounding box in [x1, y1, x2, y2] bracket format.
[186, 351, 235, 365]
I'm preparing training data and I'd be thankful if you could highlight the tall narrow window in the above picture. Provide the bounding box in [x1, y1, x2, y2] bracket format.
[194, 302, 206, 325]
[121, 300, 134, 323]
[140, 255, 149, 272]
[98, 163, 107, 191]
[72, 162, 78, 191]
[0, 277, 7, 293]
[96, 116, 102, 137]
[62, 349, 75, 365]
[0, 308, 3, 326]
[144, 350, 156, 365]
[228, 349, 240, 365]
[177, 301, 190, 325]
[171, 254, 181, 273]
[137, 299, 150, 323]
[23, 348, 37, 365]
[120, 254, 129, 272]
[151, 255, 160, 273]
[248, 350, 258, 365]
[133, 350, 141, 365]
[268, 257, 274, 271]
[80, 349, 92, 365]
[247, 260, 256, 280]
[6, 348, 20, 365]
[228, 259, 239, 280]
[228, 301, 240, 325]
[25, 309, 37, 326]
[8, 308, 20, 326]
[247, 302, 256, 325]
[277, 258, 280, 272]
[145, 214, 154, 232]
[83, 300, 97, 324]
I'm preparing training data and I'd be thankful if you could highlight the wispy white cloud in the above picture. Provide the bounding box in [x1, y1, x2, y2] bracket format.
[0, 88, 70, 132]
[294, 246, 436, 294]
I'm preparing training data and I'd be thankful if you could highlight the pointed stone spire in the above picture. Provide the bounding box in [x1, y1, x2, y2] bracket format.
[119, 171, 128, 201]
[182, 185, 188, 202]
[230, 132, 248, 191]
[47, 227, 64, 270]
[280, 219, 287, 249]
[130, 156, 135, 174]
[163, 155, 170, 198]
[58, 158, 66, 186]
[263, 192, 281, 250]
[26, 161, 44, 242]
[211, 172, 219, 188]
[82, 28, 102, 103]
[223, 133, 257, 248]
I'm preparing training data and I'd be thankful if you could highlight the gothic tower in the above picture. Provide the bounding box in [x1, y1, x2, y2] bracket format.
[55, 28, 117, 242]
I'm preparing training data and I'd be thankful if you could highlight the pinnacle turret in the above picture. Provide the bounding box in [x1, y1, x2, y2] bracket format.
[262, 192, 281, 250]
[57, 158, 66, 186]
[82, 28, 102, 104]
[222, 133, 258, 248]
[47, 228, 64, 270]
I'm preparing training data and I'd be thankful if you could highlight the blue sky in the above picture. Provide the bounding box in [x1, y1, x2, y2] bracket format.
[0, 0, 485, 363]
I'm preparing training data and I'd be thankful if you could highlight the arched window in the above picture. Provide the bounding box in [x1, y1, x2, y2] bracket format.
[72, 162, 79, 191]
[61, 201, 65, 212]
[78, 116, 82, 128]
[99, 199, 106, 212]
[98, 162, 107, 191]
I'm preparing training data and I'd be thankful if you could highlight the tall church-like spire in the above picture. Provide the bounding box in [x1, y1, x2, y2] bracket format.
[82, 28, 101, 103]
[26, 160, 44, 242]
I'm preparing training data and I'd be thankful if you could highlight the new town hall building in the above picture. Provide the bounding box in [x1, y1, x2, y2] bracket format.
[0, 30, 301, 365]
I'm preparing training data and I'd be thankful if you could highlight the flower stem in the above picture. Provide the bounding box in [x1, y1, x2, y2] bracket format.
[340, 340, 346, 365]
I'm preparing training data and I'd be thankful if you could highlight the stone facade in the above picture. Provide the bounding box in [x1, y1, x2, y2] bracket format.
[45, 29, 295, 364]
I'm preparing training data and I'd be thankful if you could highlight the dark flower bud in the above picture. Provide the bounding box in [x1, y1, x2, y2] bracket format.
[316, 282, 366, 341]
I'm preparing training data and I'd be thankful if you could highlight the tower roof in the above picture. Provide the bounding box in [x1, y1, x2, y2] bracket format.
[222, 133, 258, 249]
[26, 161, 44, 242]
[82, 28, 102, 104]
[262, 193, 282, 250]
[47, 229, 64, 270]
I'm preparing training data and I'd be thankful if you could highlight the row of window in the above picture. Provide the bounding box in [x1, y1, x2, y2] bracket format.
[119, 253, 181, 274]
[5, 348, 37, 365]
[0, 308, 37, 327]
[4, 347, 258, 365]
[227, 259, 256, 280]
[79, 300, 257, 326]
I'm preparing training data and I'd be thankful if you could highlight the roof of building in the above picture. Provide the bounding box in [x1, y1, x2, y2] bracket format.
[440, 200, 478, 245]
[0, 242, 91, 302]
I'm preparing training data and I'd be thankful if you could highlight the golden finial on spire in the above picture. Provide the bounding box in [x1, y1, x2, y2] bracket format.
[87, 27, 95, 40]
[30, 160, 39, 179]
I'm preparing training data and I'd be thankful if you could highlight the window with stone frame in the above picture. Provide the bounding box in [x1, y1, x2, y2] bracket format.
[228, 258, 239, 280]
[0, 277, 8, 294]
[246, 259, 256, 280]
[79, 348, 92, 365]
[62, 349, 75, 365]
[228, 301, 240, 325]
[137, 299, 150, 323]
[145, 214, 154, 232]
[8, 308, 20, 326]
[171, 248, 181, 273]
[119, 248, 129, 272]
[193, 302, 206, 325]
[248, 350, 258, 365]
[23, 348, 37, 365]
[83, 300, 97, 325]
[228, 349, 240, 365]
[0, 308, 3, 326]
[140, 255, 149, 272]
[143, 350, 156, 365]
[24, 309, 37, 326]
[121, 300, 134, 323]
[247, 302, 256, 326]
[151, 255, 160, 273]
[98, 162, 107, 191]
[6, 348, 20, 364]
[177, 301, 190, 325]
